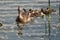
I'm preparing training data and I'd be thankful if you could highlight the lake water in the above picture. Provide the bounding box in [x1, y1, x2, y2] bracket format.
[0, 0, 60, 40]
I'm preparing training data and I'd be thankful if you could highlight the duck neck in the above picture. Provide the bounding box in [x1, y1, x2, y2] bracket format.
[18, 10, 23, 20]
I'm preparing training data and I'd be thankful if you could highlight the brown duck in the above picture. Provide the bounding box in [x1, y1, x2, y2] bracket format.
[16, 6, 34, 25]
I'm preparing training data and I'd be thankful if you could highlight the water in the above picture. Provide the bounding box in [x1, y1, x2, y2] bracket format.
[0, 0, 60, 40]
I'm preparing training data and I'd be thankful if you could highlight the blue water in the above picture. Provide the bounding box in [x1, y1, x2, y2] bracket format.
[0, 0, 60, 40]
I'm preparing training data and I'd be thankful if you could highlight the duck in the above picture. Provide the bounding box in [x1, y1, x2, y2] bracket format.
[29, 9, 41, 17]
[42, 8, 56, 15]
[16, 6, 34, 26]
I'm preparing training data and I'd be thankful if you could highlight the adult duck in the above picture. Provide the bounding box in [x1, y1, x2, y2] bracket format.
[16, 6, 34, 26]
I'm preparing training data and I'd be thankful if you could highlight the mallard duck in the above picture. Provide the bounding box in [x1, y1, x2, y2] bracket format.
[16, 6, 34, 26]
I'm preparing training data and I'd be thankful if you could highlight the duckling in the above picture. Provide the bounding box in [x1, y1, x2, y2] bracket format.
[43, 8, 56, 15]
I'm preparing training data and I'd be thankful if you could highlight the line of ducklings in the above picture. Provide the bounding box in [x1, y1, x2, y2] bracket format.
[16, 6, 56, 26]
